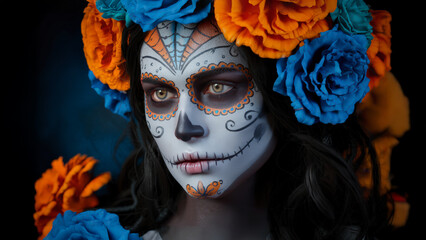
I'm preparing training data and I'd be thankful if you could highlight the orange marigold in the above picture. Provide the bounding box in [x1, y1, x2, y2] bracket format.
[34, 154, 111, 240]
[357, 72, 410, 138]
[355, 135, 398, 197]
[367, 10, 392, 88]
[214, 0, 336, 59]
[81, 0, 129, 91]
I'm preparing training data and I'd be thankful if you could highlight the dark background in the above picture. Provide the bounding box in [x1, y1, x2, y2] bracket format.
[6, 0, 424, 238]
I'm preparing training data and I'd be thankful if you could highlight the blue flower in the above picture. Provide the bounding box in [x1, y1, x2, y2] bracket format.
[120, 0, 213, 32]
[273, 25, 370, 125]
[89, 71, 132, 121]
[330, 0, 373, 47]
[45, 209, 140, 240]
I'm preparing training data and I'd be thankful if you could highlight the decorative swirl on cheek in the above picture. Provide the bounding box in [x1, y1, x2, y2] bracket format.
[153, 126, 164, 138]
[147, 120, 165, 138]
[225, 110, 264, 132]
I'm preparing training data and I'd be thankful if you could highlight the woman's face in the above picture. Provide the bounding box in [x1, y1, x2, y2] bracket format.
[140, 18, 276, 199]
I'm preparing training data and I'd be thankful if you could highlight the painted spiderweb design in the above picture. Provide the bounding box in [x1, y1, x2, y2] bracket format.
[144, 18, 221, 72]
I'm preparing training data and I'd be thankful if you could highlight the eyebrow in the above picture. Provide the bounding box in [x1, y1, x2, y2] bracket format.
[192, 67, 239, 80]
[141, 77, 177, 90]
[141, 77, 161, 84]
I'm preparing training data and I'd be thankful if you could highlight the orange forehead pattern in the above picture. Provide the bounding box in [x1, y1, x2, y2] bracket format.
[180, 19, 221, 67]
[144, 16, 221, 72]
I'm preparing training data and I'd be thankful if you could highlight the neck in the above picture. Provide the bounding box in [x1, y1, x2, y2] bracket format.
[162, 176, 269, 240]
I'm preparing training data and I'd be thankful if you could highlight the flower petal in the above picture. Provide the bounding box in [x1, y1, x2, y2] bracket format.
[34, 154, 111, 239]
[82, 0, 129, 91]
[215, 0, 335, 59]
[81, 172, 112, 198]
[273, 25, 370, 125]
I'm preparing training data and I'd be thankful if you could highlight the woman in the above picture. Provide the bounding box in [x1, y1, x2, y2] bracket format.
[43, 0, 390, 239]
[116, 14, 386, 240]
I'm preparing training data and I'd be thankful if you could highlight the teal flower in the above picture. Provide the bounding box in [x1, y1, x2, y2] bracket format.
[45, 209, 140, 240]
[273, 25, 370, 125]
[330, 0, 373, 47]
[96, 0, 126, 20]
[121, 0, 213, 32]
[96, 0, 133, 26]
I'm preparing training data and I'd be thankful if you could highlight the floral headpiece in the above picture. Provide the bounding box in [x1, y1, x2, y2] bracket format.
[34, 2, 400, 238]
[81, 0, 392, 125]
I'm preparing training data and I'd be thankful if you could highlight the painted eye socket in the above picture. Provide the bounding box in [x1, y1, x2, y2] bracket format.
[205, 83, 233, 95]
[151, 88, 177, 102]
[187, 63, 254, 114]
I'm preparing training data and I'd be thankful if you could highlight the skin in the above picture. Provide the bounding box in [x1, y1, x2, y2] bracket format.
[140, 18, 276, 239]
[162, 176, 270, 240]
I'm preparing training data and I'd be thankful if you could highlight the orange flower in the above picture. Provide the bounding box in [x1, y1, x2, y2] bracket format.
[355, 135, 399, 196]
[367, 10, 392, 88]
[34, 154, 111, 240]
[214, 0, 336, 58]
[81, 0, 129, 91]
[357, 72, 410, 138]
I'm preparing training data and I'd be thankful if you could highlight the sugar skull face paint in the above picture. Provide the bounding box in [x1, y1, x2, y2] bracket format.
[140, 17, 276, 199]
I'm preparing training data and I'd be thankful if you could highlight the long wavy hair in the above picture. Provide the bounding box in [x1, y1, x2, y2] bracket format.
[105, 22, 389, 240]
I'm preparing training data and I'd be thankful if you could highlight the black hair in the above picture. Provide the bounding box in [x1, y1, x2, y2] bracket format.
[105, 21, 390, 240]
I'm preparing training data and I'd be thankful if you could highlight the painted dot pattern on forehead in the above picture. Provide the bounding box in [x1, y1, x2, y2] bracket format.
[142, 72, 180, 121]
[186, 62, 254, 116]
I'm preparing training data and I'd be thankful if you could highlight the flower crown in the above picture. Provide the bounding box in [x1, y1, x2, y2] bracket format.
[81, 0, 392, 125]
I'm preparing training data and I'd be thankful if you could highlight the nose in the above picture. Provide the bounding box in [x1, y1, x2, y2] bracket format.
[175, 112, 205, 142]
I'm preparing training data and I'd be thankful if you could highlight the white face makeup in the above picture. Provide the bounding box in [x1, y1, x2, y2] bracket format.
[140, 17, 276, 199]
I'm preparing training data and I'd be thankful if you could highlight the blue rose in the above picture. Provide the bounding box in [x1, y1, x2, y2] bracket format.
[273, 26, 370, 125]
[45, 209, 140, 240]
[89, 71, 132, 121]
[330, 0, 373, 47]
[120, 0, 213, 32]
